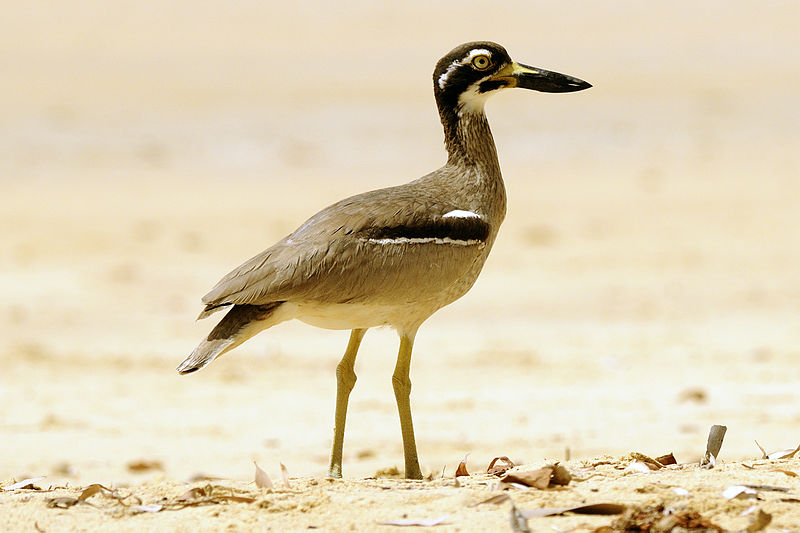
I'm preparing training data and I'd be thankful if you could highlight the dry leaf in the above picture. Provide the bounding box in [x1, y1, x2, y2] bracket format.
[755, 440, 768, 459]
[47, 497, 79, 508]
[45, 482, 255, 514]
[519, 502, 626, 518]
[501, 468, 553, 489]
[3, 477, 46, 491]
[253, 461, 273, 489]
[746, 509, 772, 532]
[722, 485, 757, 500]
[280, 462, 291, 488]
[611, 505, 721, 532]
[627, 452, 663, 470]
[455, 455, 469, 477]
[378, 516, 448, 526]
[743, 484, 789, 492]
[546, 463, 572, 486]
[773, 469, 798, 477]
[177, 486, 209, 501]
[499, 464, 572, 489]
[50, 483, 142, 509]
[79, 484, 141, 507]
[78, 484, 114, 502]
[752, 440, 799, 460]
[487, 456, 515, 476]
[655, 453, 677, 466]
[172, 484, 255, 507]
[767, 443, 800, 460]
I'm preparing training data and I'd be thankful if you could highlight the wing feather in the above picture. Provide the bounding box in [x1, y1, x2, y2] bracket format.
[200, 182, 492, 310]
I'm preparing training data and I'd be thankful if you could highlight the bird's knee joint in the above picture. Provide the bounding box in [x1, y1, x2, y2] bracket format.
[336, 363, 357, 390]
[392, 374, 411, 395]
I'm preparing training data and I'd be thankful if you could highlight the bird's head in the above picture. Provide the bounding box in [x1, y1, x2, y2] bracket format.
[433, 41, 591, 115]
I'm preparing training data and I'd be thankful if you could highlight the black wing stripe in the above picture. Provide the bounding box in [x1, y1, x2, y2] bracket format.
[357, 217, 490, 242]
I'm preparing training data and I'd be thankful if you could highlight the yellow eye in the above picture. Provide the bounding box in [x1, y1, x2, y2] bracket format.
[471, 54, 492, 71]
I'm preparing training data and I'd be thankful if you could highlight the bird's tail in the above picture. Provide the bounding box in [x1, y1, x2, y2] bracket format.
[177, 302, 284, 375]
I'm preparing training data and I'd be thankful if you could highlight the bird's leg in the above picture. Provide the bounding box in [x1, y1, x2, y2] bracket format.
[327, 328, 366, 479]
[392, 330, 423, 480]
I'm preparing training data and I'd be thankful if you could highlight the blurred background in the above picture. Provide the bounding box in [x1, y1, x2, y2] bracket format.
[1, 1, 799, 483]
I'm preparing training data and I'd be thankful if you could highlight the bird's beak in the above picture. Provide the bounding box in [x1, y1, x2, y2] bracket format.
[494, 62, 592, 93]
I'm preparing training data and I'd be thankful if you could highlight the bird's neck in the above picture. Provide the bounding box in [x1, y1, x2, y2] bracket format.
[440, 107, 501, 175]
[437, 105, 507, 227]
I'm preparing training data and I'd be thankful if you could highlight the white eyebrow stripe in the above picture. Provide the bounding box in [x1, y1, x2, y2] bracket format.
[466, 49, 492, 60]
[437, 49, 493, 89]
[442, 209, 482, 219]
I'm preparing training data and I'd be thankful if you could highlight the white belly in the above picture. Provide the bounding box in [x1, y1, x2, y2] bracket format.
[288, 301, 438, 332]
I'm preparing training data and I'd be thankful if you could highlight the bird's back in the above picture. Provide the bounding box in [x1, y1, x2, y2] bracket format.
[199, 163, 505, 326]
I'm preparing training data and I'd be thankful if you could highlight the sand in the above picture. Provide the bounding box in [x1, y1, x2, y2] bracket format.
[2, 1, 799, 531]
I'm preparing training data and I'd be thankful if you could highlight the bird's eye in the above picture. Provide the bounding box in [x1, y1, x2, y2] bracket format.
[471, 54, 492, 71]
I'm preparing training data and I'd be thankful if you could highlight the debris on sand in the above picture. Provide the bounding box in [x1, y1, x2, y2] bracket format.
[655, 453, 677, 466]
[608, 504, 722, 532]
[280, 462, 292, 489]
[722, 485, 757, 500]
[487, 456, 515, 476]
[500, 463, 572, 490]
[619, 452, 673, 471]
[754, 440, 800, 460]
[46, 483, 257, 514]
[520, 502, 626, 518]
[624, 461, 652, 474]
[2, 477, 46, 491]
[47, 483, 142, 511]
[700, 424, 727, 468]
[746, 509, 772, 532]
[254, 461, 274, 489]
[455, 455, 470, 477]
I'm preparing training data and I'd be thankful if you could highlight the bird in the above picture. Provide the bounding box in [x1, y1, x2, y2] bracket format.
[177, 41, 590, 480]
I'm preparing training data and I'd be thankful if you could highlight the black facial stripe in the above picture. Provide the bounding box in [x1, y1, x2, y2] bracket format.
[478, 80, 508, 93]
[358, 217, 491, 242]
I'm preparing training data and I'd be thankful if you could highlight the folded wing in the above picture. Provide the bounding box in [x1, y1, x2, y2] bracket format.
[199, 184, 492, 316]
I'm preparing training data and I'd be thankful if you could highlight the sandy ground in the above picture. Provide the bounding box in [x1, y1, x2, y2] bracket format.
[2, 1, 800, 531]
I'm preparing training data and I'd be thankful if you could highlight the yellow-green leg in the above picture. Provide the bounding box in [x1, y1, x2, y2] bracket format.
[392, 330, 423, 480]
[327, 328, 366, 479]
